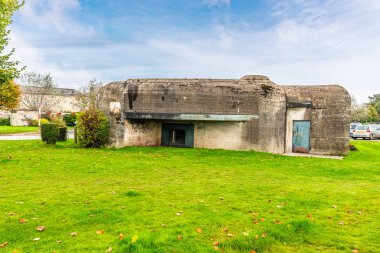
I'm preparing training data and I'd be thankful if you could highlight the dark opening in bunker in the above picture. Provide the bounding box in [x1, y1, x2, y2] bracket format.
[162, 123, 194, 148]
[170, 129, 185, 145]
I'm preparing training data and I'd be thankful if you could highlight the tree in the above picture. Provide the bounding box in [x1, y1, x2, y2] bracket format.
[368, 93, 380, 115]
[77, 108, 109, 148]
[0, 79, 21, 110]
[367, 105, 379, 123]
[18, 72, 60, 112]
[75, 79, 104, 110]
[0, 0, 25, 84]
[350, 96, 369, 123]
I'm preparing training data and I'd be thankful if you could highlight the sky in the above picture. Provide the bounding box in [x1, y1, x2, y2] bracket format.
[8, 0, 380, 102]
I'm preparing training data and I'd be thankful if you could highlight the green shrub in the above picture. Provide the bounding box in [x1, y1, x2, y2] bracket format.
[77, 108, 109, 148]
[50, 114, 66, 126]
[58, 126, 68, 142]
[0, 117, 10, 126]
[27, 118, 49, 126]
[41, 118, 49, 125]
[63, 113, 77, 127]
[41, 123, 59, 144]
[349, 144, 358, 151]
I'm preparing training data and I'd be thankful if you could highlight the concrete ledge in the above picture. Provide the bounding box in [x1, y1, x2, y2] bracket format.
[283, 153, 343, 160]
[124, 113, 259, 122]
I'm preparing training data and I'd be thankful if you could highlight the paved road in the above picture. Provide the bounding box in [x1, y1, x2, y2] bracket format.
[0, 130, 74, 141]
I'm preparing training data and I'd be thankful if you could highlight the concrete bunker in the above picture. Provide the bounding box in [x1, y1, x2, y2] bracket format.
[98, 75, 350, 156]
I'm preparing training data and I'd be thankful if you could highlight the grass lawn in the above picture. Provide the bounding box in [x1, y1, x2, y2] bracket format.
[0, 140, 379, 252]
[0, 126, 39, 135]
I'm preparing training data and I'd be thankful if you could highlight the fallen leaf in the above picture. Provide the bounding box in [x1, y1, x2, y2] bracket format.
[8, 212, 15, 216]
[196, 228, 202, 234]
[332, 205, 337, 209]
[0, 242, 8, 248]
[338, 221, 344, 226]
[261, 233, 267, 238]
[19, 219, 27, 224]
[175, 212, 181, 216]
[33, 238, 41, 241]
[357, 211, 362, 215]
[251, 212, 258, 216]
[307, 213, 312, 218]
[219, 197, 224, 200]
[253, 219, 259, 224]
[250, 250, 257, 253]
[131, 235, 138, 243]
[352, 249, 358, 253]
[242, 232, 249, 236]
[105, 247, 113, 253]
[36, 226, 45, 232]
[70, 232, 77, 236]
[276, 205, 282, 209]
[260, 218, 265, 222]
[213, 242, 220, 246]
[227, 233, 233, 237]
[119, 233, 124, 240]
[222, 228, 228, 233]
[96, 230, 105, 235]
[274, 220, 281, 224]
[177, 235, 183, 240]
[255, 234, 259, 240]
[213, 245, 219, 250]
[56, 240, 62, 243]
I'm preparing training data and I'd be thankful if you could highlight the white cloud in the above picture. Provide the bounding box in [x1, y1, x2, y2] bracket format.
[17, 0, 95, 38]
[7, 0, 380, 103]
[203, 0, 231, 7]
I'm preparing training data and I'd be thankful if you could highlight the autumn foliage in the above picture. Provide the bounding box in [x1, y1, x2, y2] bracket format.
[0, 79, 21, 110]
[77, 108, 109, 148]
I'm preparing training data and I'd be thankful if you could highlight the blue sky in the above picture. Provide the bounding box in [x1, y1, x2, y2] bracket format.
[9, 0, 380, 102]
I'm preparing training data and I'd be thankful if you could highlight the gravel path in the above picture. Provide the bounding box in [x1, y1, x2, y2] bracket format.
[0, 130, 74, 141]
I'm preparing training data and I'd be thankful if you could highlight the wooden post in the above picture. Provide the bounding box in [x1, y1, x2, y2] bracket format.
[74, 126, 77, 144]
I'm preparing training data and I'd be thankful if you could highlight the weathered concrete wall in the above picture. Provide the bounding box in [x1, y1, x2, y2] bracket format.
[284, 85, 351, 155]
[98, 76, 349, 155]
[100, 75, 287, 153]
[118, 120, 162, 148]
[98, 82, 129, 146]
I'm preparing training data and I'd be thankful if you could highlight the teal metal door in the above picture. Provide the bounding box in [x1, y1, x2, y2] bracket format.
[292, 120, 310, 153]
[162, 123, 194, 148]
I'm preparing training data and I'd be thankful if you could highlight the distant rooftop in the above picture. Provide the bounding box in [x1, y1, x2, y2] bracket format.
[20, 86, 78, 96]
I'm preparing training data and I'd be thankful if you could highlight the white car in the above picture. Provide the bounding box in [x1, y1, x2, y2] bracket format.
[353, 125, 380, 140]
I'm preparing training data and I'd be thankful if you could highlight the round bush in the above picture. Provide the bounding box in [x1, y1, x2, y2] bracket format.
[58, 126, 68, 142]
[63, 113, 77, 127]
[0, 117, 10, 126]
[77, 108, 109, 148]
[41, 123, 59, 144]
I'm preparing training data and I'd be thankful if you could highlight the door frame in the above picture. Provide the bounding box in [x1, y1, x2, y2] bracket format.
[161, 123, 194, 148]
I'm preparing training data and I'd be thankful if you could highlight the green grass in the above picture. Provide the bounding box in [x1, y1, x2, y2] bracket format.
[0, 126, 39, 135]
[0, 140, 379, 253]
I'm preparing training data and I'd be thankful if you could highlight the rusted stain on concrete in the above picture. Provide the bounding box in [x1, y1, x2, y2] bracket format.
[127, 84, 138, 110]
